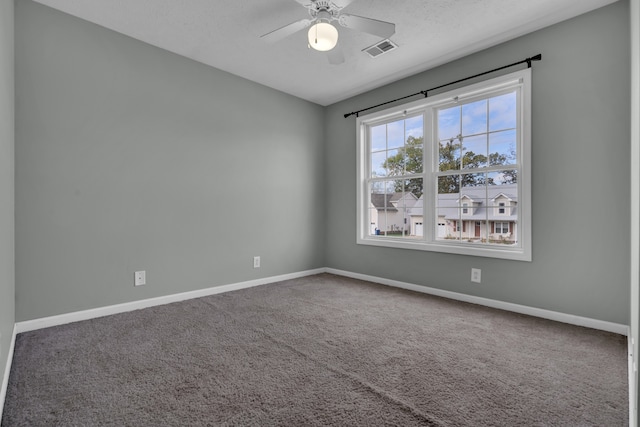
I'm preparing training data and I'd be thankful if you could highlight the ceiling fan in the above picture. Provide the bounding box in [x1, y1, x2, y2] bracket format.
[260, 0, 396, 64]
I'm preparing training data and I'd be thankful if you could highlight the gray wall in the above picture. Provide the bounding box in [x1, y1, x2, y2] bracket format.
[15, 1, 326, 321]
[325, 1, 630, 325]
[0, 0, 14, 393]
[12, 0, 630, 326]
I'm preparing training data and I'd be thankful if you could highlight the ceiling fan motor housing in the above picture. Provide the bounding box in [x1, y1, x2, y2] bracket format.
[309, 1, 341, 22]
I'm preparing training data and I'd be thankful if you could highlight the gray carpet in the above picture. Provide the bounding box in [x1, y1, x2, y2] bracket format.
[2, 273, 628, 426]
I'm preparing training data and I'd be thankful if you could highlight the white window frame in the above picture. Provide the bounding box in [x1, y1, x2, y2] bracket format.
[356, 69, 532, 261]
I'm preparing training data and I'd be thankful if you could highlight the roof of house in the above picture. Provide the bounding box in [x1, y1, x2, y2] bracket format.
[370, 193, 398, 211]
[455, 185, 518, 203]
[409, 184, 519, 221]
[370, 192, 418, 211]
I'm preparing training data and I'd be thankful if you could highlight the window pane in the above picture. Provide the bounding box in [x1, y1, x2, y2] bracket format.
[387, 120, 405, 150]
[462, 99, 487, 136]
[448, 218, 462, 240]
[371, 151, 387, 177]
[436, 172, 460, 242]
[479, 219, 489, 239]
[394, 204, 409, 237]
[369, 185, 391, 236]
[458, 173, 487, 240]
[369, 180, 386, 194]
[489, 91, 517, 132]
[487, 172, 517, 211]
[439, 139, 461, 172]
[461, 134, 487, 169]
[404, 177, 423, 199]
[485, 171, 517, 246]
[405, 115, 423, 175]
[380, 180, 396, 193]
[406, 115, 423, 140]
[405, 143, 423, 174]
[371, 125, 386, 151]
[384, 149, 402, 176]
[438, 174, 459, 195]
[461, 172, 486, 189]
[490, 219, 516, 245]
[437, 174, 460, 242]
[438, 106, 460, 140]
[487, 169, 518, 186]
[369, 180, 421, 238]
[436, 211, 459, 240]
[489, 129, 517, 166]
[372, 116, 425, 178]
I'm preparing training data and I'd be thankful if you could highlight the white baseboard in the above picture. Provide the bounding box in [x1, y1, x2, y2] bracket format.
[15, 268, 326, 334]
[0, 324, 17, 423]
[13, 266, 629, 337]
[326, 268, 629, 336]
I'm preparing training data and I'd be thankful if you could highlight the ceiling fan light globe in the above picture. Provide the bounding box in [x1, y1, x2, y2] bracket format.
[308, 22, 338, 51]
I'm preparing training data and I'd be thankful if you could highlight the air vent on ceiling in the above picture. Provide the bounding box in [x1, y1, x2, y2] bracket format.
[362, 39, 398, 58]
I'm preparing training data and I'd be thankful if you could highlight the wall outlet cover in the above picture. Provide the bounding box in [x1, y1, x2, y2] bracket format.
[471, 268, 482, 283]
[134, 270, 146, 286]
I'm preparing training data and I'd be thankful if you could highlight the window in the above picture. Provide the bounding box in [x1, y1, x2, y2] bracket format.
[357, 69, 531, 261]
[494, 222, 509, 234]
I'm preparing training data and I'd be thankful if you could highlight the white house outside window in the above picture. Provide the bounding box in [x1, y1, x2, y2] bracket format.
[356, 69, 532, 261]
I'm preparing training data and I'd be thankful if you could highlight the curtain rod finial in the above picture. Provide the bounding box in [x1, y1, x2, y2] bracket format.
[526, 54, 542, 68]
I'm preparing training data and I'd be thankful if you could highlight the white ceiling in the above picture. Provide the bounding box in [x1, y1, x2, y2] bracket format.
[32, 0, 618, 106]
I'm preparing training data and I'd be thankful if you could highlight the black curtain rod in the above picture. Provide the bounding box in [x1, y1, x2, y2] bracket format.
[343, 53, 541, 119]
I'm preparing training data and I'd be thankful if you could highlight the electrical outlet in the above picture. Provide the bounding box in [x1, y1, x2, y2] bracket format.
[134, 270, 146, 286]
[471, 268, 481, 283]
[253, 256, 261, 268]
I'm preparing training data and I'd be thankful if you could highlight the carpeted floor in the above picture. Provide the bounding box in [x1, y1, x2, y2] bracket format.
[2, 274, 629, 426]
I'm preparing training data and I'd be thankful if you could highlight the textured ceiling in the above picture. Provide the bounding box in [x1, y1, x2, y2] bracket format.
[32, 0, 618, 106]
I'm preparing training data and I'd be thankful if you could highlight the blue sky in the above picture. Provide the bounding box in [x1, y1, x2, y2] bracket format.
[370, 90, 517, 178]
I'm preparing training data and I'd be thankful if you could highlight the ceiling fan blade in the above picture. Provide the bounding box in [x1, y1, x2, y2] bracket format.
[327, 47, 345, 65]
[338, 14, 395, 39]
[260, 19, 312, 43]
[330, 0, 355, 8]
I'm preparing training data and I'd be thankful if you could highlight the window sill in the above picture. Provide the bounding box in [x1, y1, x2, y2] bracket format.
[357, 235, 531, 261]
